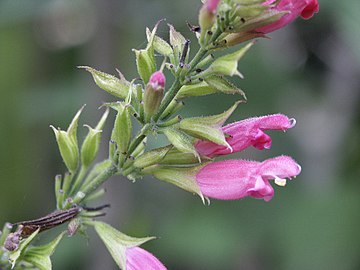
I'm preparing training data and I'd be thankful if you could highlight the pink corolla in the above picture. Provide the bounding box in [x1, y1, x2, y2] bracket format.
[256, 0, 320, 34]
[205, 0, 221, 14]
[195, 114, 296, 158]
[126, 246, 167, 270]
[196, 156, 301, 201]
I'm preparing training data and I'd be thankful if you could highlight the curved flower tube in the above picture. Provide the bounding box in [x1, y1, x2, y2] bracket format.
[256, 0, 320, 34]
[195, 114, 296, 158]
[196, 156, 301, 201]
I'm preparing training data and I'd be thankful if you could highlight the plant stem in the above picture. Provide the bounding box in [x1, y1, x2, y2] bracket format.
[80, 164, 118, 200]
[70, 165, 88, 196]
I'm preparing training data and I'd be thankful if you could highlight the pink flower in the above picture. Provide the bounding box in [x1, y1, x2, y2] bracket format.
[149, 71, 166, 90]
[256, 0, 319, 34]
[126, 246, 167, 270]
[195, 114, 296, 158]
[205, 0, 221, 14]
[196, 156, 301, 201]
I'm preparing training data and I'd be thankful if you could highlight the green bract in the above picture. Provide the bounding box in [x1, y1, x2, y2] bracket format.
[79, 66, 130, 99]
[50, 106, 84, 173]
[93, 221, 155, 270]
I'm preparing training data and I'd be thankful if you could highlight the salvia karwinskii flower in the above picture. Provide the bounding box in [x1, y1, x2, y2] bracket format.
[126, 246, 167, 270]
[143, 71, 166, 122]
[196, 156, 301, 201]
[195, 114, 296, 158]
[256, 0, 320, 34]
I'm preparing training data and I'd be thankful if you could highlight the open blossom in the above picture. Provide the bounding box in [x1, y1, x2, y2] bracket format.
[195, 114, 296, 158]
[256, 0, 320, 34]
[126, 246, 167, 270]
[196, 156, 301, 201]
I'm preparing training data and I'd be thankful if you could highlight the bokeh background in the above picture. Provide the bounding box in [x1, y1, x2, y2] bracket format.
[1, 0, 360, 269]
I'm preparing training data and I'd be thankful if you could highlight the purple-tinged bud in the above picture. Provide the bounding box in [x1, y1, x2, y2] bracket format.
[143, 71, 166, 122]
[198, 0, 220, 43]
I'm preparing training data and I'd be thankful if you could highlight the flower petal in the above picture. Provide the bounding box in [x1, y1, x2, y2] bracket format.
[126, 247, 167, 270]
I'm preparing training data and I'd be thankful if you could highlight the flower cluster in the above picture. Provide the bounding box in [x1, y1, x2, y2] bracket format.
[0, 0, 319, 269]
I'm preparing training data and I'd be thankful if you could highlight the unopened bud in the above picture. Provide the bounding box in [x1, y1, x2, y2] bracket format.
[143, 71, 165, 122]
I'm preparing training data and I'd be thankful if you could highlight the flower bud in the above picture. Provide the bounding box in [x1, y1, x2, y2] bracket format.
[50, 106, 84, 173]
[81, 108, 109, 167]
[143, 71, 165, 122]
[112, 104, 132, 156]
[198, 0, 220, 43]
[51, 128, 79, 174]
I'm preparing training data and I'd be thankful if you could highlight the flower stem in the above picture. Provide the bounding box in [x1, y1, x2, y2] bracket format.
[70, 165, 88, 196]
[80, 164, 118, 200]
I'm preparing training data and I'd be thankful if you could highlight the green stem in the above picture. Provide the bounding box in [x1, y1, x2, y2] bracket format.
[80, 164, 118, 199]
[70, 165, 88, 196]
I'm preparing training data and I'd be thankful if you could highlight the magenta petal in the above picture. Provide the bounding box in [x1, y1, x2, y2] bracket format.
[205, 0, 220, 13]
[256, 0, 319, 33]
[126, 247, 167, 270]
[195, 156, 301, 201]
[195, 114, 295, 158]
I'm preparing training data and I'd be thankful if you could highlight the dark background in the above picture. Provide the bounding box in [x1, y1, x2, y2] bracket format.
[1, 0, 360, 269]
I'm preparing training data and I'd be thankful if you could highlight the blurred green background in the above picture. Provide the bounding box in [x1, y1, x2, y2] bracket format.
[1, 0, 360, 269]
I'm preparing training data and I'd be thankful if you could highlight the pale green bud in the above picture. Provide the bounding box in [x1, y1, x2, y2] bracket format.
[79, 66, 130, 99]
[50, 127, 79, 174]
[112, 105, 132, 155]
[143, 71, 166, 122]
[81, 108, 109, 167]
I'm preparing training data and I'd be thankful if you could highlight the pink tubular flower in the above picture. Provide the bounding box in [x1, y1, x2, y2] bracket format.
[126, 246, 167, 270]
[196, 156, 301, 201]
[205, 0, 221, 14]
[256, 0, 319, 34]
[195, 114, 296, 158]
[149, 71, 166, 90]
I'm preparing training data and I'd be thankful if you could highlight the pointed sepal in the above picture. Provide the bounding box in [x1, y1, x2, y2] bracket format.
[162, 128, 199, 160]
[93, 221, 155, 270]
[179, 101, 240, 147]
[81, 108, 109, 167]
[112, 104, 132, 155]
[79, 66, 130, 99]
[21, 232, 65, 270]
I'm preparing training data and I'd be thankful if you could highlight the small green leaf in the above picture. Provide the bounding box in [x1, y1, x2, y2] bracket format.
[79, 66, 130, 99]
[93, 221, 155, 270]
[22, 232, 65, 270]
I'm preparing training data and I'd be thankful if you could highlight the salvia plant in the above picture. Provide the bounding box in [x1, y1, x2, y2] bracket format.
[0, 0, 319, 269]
